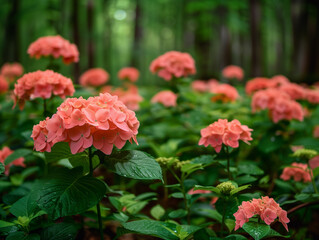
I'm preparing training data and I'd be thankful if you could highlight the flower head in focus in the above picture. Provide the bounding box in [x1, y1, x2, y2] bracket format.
[199, 119, 253, 153]
[234, 196, 289, 231]
[31, 93, 139, 155]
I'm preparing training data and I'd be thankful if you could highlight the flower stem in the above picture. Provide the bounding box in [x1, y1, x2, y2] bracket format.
[308, 163, 318, 194]
[224, 146, 231, 180]
[43, 98, 47, 118]
[221, 199, 226, 237]
[88, 147, 103, 240]
[180, 178, 191, 224]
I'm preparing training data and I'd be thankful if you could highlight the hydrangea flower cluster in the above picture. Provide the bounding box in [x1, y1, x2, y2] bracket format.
[222, 65, 244, 81]
[150, 51, 196, 81]
[0, 147, 25, 175]
[245, 76, 290, 95]
[251, 88, 304, 123]
[234, 196, 289, 231]
[1, 62, 23, 81]
[80, 68, 109, 87]
[199, 119, 253, 153]
[118, 67, 139, 82]
[191, 79, 219, 93]
[151, 90, 178, 107]
[27, 35, 79, 64]
[0, 75, 9, 94]
[101, 85, 143, 111]
[314, 126, 319, 138]
[210, 83, 239, 102]
[13, 70, 75, 110]
[31, 93, 139, 155]
[280, 163, 312, 183]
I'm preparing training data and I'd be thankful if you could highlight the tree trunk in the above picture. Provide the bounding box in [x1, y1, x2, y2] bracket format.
[87, 0, 94, 69]
[131, 0, 142, 67]
[250, 0, 262, 76]
[72, 0, 80, 82]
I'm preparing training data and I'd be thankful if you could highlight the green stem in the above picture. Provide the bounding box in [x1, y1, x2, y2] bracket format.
[180, 178, 191, 224]
[308, 163, 318, 194]
[163, 170, 168, 203]
[224, 146, 231, 180]
[221, 199, 226, 237]
[43, 99, 47, 118]
[88, 148, 103, 240]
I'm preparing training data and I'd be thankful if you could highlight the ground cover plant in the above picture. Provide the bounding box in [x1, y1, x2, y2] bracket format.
[0, 2, 319, 239]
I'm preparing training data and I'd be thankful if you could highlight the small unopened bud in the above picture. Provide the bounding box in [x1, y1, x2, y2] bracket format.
[292, 149, 318, 160]
[216, 181, 236, 195]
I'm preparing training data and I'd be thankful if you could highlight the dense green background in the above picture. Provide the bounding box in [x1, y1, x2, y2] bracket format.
[1, 0, 319, 85]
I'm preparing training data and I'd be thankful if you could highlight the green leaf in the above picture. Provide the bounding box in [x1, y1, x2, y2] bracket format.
[196, 208, 222, 222]
[44, 142, 73, 163]
[6, 232, 40, 240]
[151, 204, 165, 220]
[181, 163, 203, 175]
[36, 167, 107, 219]
[113, 212, 129, 223]
[225, 234, 248, 239]
[265, 229, 290, 238]
[0, 162, 4, 175]
[0, 220, 15, 228]
[235, 175, 257, 185]
[10, 193, 45, 220]
[230, 184, 251, 195]
[242, 222, 270, 240]
[237, 163, 264, 176]
[4, 149, 32, 165]
[41, 222, 79, 240]
[225, 219, 236, 232]
[168, 209, 187, 218]
[104, 150, 163, 181]
[121, 219, 179, 240]
[194, 185, 221, 195]
[191, 155, 216, 166]
[68, 154, 99, 174]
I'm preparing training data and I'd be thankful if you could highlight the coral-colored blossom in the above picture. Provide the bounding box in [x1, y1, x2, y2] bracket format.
[150, 51, 196, 81]
[210, 83, 239, 102]
[314, 126, 319, 138]
[222, 65, 244, 81]
[13, 70, 75, 110]
[101, 85, 143, 111]
[118, 67, 139, 82]
[31, 93, 139, 155]
[1, 62, 23, 81]
[0, 75, 9, 94]
[192, 80, 208, 92]
[279, 83, 305, 100]
[280, 162, 312, 183]
[234, 196, 289, 231]
[198, 119, 253, 153]
[0, 147, 25, 175]
[309, 156, 319, 170]
[27, 35, 79, 64]
[151, 90, 177, 107]
[305, 89, 319, 104]
[80, 68, 109, 87]
[251, 88, 304, 123]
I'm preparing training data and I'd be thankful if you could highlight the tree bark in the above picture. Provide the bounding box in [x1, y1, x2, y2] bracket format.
[131, 0, 142, 67]
[87, 0, 94, 69]
[72, 0, 80, 82]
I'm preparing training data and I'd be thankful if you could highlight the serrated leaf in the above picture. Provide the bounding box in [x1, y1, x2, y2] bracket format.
[36, 167, 106, 219]
[4, 149, 31, 165]
[151, 205, 165, 220]
[104, 150, 163, 181]
[242, 222, 270, 240]
[41, 222, 79, 240]
[168, 209, 187, 218]
[122, 219, 179, 240]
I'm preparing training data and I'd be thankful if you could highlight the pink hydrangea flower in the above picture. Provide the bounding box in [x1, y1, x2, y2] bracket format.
[309, 156, 319, 170]
[210, 84, 239, 102]
[234, 196, 289, 231]
[280, 162, 312, 183]
[251, 88, 304, 123]
[192, 80, 208, 93]
[0, 75, 9, 94]
[118, 67, 139, 82]
[0, 147, 25, 175]
[314, 126, 319, 138]
[305, 89, 319, 104]
[222, 65, 244, 81]
[80, 68, 109, 87]
[151, 90, 177, 107]
[245, 77, 274, 95]
[31, 93, 139, 155]
[1, 62, 23, 82]
[279, 83, 306, 100]
[198, 119, 253, 153]
[13, 70, 75, 110]
[101, 85, 143, 111]
[150, 51, 196, 81]
[27, 35, 79, 64]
